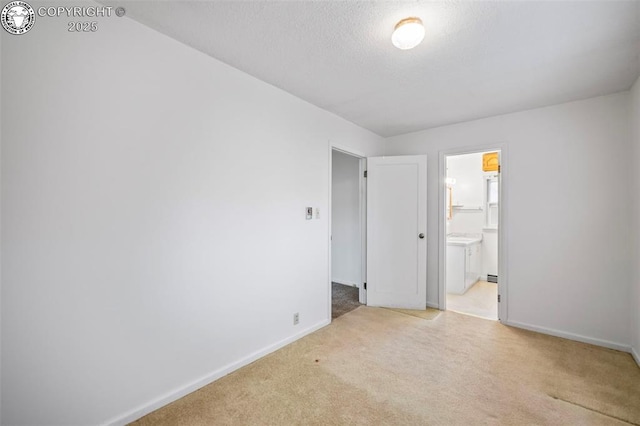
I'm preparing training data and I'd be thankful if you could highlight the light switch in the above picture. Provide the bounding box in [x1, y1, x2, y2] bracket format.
[315, 208, 320, 219]
[306, 207, 313, 220]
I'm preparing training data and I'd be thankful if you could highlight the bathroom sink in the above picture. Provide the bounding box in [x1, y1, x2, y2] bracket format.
[447, 236, 482, 246]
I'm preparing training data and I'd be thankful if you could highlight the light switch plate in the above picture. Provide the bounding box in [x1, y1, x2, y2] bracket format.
[306, 207, 313, 220]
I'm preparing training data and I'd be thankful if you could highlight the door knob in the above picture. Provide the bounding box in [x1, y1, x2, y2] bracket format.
[419, 233, 425, 239]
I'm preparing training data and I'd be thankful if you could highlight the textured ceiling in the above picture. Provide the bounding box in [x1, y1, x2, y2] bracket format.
[115, 1, 640, 137]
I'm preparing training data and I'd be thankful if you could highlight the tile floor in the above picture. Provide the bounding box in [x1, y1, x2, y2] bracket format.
[446, 280, 498, 320]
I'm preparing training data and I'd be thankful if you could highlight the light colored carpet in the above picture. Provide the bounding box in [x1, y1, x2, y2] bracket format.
[384, 307, 441, 320]
[132, 306, 640, 425]
[447, 280, 498, 320]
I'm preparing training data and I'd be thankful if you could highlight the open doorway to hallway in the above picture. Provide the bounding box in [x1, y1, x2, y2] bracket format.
[330, 148, 365, 319]
[444, 150, 500, 320]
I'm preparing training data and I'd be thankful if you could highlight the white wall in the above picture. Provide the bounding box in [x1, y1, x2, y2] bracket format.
[386, 92, 632, 350]
[331, 151, 361, 287]
[0, 4, 384, 425]
[631, 76, 640, 364]
[482, 232, 498, 280]
[446, 152, 498, 279]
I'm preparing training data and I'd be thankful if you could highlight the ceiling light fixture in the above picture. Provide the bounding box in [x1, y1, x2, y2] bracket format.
[391, 17, 425, 50]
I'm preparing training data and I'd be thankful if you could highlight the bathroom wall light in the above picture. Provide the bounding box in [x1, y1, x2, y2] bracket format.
[392, 17, 425, 50]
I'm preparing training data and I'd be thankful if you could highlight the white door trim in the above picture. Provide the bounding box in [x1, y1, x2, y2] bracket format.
[328, 142, 367, 322]
[438, 144, 508, 322]
[358, 156, 367, 305]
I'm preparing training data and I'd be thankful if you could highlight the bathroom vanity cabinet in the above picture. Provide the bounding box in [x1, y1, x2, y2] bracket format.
[446, 237, 482, 295]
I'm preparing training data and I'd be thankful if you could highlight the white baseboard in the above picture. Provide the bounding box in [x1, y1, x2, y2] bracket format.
[104, 319, 331, 426]
[632, 346, 640, 368]
[503, 320, 630, 353]
[332, 279, 359, 288]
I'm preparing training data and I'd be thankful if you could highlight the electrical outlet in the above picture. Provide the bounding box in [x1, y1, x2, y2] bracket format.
[293, 312, 299, 325]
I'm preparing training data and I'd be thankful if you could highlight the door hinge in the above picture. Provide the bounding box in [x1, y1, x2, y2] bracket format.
[363, 282, 367, 290]
[364, 170, 368, 178]
[498, 165, 501, 173]
[498, 294, 501, 303]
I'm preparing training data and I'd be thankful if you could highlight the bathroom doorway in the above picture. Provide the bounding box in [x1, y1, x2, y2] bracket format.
[441, 149, 505, 321]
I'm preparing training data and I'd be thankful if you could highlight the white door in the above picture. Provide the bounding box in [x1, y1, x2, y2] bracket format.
[366, 155, 427, 309]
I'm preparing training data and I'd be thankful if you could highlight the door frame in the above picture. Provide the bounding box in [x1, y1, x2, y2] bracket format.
[438, 144, 508, 322]
[328, 142, 367, 322]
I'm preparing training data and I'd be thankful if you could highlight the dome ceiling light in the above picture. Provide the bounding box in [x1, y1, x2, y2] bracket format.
[391, 17, 425, 50]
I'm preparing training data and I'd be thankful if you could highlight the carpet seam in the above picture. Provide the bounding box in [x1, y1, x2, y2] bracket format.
[549, 395, 639, 426]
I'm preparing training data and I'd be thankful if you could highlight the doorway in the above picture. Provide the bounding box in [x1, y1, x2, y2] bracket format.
[329, 149, 430, 319]
[329, 147, 366, 320]
[441, 149, 505, 321]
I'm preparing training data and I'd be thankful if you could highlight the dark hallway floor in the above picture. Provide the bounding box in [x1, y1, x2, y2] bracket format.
[332, 282, 361, 319]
